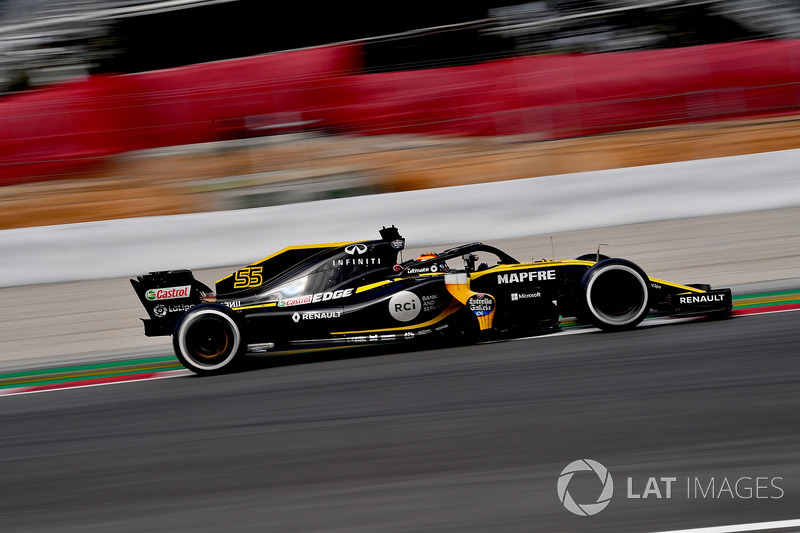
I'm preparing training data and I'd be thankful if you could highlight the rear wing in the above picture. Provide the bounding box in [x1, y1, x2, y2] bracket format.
[130, 270, 212, 336]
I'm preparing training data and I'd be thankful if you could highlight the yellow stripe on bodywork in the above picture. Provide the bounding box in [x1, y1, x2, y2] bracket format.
[232, 302, 278, 311]
[356, 277, 415, 294]
[216, 240, 361, 284]
[648, 277, 705, 293]
[356, 280, 393, 294]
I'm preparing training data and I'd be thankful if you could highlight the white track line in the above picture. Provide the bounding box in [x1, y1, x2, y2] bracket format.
[649, 518, 800, 533]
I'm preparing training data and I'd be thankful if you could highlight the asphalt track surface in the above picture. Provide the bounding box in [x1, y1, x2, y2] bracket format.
[1, 311, 799, 532]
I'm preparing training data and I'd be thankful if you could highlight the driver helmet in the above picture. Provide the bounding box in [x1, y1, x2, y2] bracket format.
[414, 252, 450, 273]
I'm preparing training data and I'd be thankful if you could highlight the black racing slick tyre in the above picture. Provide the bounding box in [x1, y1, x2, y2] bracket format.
[173, 305, 244, 375]
[580, 259, 650, 332]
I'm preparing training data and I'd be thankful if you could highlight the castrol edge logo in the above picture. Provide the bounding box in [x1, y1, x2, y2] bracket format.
[145, 285, 191, 301]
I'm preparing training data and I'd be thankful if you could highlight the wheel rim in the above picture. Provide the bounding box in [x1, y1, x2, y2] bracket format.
[188, 320, 230, 359]
[177, 309, 240, 371]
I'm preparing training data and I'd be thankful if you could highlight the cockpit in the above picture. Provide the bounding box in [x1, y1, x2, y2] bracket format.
[396, 243, 519, 277]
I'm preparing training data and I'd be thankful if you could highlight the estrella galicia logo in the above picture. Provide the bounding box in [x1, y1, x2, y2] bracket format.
[345, 244, 368, 255]
[557, 459, 614, 516]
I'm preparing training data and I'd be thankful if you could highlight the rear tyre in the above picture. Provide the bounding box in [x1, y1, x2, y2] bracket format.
[173, 306, 243, 375]
[580, 259, 650, 332]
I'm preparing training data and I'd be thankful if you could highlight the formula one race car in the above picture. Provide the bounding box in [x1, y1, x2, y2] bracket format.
[131, 226, 732, 375]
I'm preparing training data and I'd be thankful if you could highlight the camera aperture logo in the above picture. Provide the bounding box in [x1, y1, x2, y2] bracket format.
[557, 460, 785, 517]
[557, 459, 614, 516]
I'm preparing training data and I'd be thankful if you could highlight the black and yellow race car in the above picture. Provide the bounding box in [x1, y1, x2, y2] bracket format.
[131, 226, 732, 374]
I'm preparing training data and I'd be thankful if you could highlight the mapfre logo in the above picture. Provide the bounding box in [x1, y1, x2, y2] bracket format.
[557, 459, 614, 516]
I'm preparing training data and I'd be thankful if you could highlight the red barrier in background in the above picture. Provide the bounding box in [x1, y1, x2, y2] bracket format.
[331, 41, 800, 137]
[0, 45, 361, 184]
[2, 40, 800, 184]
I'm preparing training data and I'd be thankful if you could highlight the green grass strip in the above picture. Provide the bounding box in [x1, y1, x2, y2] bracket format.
[0, 366, 184, 390]
[733, 289, 800, 300]
[0, 362, 184, 387]
[0, 356, 179, 380]
[734, 300, 800, 310]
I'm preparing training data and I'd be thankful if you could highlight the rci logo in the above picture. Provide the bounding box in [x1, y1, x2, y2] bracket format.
[388, 291, 421, 322]
[557, 459, 614, 516]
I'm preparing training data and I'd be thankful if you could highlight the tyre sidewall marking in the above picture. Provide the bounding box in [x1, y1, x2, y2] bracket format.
[177, 308, 241, 371]
[585, 264, 648, 326]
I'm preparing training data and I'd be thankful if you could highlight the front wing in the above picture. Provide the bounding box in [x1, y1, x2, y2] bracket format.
[667, 288, 733, 317]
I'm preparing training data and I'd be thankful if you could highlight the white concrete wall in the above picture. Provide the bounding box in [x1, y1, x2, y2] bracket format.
[2, 148, 800, 287]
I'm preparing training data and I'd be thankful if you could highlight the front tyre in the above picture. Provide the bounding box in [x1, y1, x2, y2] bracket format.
[173, 306, 243, 375]
[580, 259, 650, 332]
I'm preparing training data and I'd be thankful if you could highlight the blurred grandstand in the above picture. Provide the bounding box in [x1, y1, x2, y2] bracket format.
[3, 0, 800, 92]
[3, 0, 800, 229]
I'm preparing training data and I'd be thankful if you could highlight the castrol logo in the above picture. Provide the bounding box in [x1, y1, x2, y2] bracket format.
[145, 285, 191, 301]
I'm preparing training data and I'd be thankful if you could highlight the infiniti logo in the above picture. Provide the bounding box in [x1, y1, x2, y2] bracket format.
[345, 244, 368, 255]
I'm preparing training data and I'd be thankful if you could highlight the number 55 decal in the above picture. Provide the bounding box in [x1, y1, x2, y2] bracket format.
[233, 266, 263, 288]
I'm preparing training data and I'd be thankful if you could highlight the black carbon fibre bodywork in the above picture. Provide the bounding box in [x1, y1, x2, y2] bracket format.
[131, 227, 732, 374]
